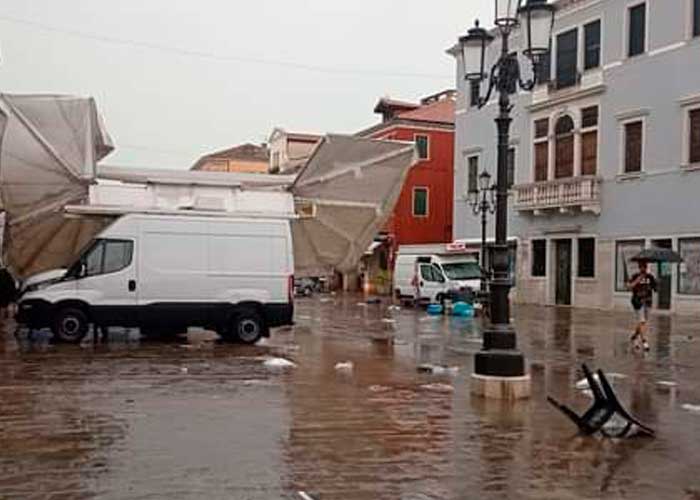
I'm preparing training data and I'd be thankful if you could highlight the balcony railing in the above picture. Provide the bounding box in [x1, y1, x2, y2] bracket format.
[514, 176, 601, 215]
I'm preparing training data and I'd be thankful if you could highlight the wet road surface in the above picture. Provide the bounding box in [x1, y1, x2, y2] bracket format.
[1, 296, 700, 499]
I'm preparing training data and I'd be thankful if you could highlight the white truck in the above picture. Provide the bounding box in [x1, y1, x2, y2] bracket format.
[394, 248, 481, 304]
[17, 213, 295, 344]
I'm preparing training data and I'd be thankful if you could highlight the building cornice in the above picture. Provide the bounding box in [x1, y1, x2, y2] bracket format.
[357, 119, 454, 138]
[526, 84, 606, 113]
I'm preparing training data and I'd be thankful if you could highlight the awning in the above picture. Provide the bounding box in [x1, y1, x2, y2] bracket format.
[290, 134, 416, 276]
[0, 94, 114, 278]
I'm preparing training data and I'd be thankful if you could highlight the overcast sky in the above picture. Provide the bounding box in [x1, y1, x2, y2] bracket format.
[0, 1, 491, 169]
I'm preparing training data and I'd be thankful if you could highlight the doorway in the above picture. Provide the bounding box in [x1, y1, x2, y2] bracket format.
[652, 239, 673, 310]
[555, 239, 572, 306]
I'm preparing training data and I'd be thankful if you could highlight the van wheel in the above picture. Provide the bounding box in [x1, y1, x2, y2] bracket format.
[229, 310, 266, 344]
[52, 308, 89, 344]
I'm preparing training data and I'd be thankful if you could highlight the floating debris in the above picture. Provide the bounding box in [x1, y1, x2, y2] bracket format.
[656, 381, 678, 388]
[682, 404, 700, 413]
[334, 361, 354, 373]
[368, 385, 391, 393]
[576, 372, 626, 390]
[381, 318, 397, 324]
[417, 364, 459, 376]
[180, 367, 189, 374]
[420, 383, 455, 393]
[263, 357, 296, 369]
[387, 305, 401, 311]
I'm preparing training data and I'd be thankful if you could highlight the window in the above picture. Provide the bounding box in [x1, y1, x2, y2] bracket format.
[80, 239, 134, 277]
[556, 28, 578, 88]
[85, 241, 105, 277]
[420, 264, 444, 283]
[536, 52, 551, 84]
[578, 238, 596, 278]
[103, 241, 134, 274]
[415, 135, 429, 160]
[694, 0, 700, 37]
[615, 240, 644, 291]
[507, 148, 516, 188]
[413, 187, 428, 217]
[624, 120, 643, 173]
[468, 156, 479, 193]
[584, 20, 601, 70]
[628, 3, 646, 57]
[581, 106, 599, 175]
[532, 240, 547, 277]
[679, 238, 700, 295]
[689, 108, 700, 165]
[555, 115, 575, 178]
[470, 80, 481, 107]
[534, 118, 549, 181]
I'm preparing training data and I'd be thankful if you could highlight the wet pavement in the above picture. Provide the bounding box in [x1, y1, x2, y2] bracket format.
[1, 296, 700, 500]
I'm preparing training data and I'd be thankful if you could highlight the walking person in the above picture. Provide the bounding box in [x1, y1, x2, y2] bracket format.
[627, 260, 657, 351]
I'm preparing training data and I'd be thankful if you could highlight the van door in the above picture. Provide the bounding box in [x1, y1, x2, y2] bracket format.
[418, 263, 446, 302]
[75, 239, 138, 326]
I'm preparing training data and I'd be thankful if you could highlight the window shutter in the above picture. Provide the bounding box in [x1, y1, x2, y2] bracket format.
[535, 142, 549, 181]
[690, 109, 700, 164]
[507, 148, 515, 188]
[535, 119, 549, 138]
[584, 21, 601, 70]
[625, 121, 643, 173]
[556, 29, 578, 88]
[555, 116, 575, 179]
[581, 131, 598, 175]
[468, 157, 479, 192]
[628, 4, 646, 57]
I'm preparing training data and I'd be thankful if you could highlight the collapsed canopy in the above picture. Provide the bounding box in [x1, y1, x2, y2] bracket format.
[0, 94, 114, 278]
[290, 134, 416, 276]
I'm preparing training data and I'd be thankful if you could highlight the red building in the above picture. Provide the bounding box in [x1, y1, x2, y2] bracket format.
[354, 90, 455, 294]
[358, 90, 455, 248]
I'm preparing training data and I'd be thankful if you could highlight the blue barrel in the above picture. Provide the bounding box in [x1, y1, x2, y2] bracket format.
[427, 303, 444, 315]
[452, 301, 474, 317]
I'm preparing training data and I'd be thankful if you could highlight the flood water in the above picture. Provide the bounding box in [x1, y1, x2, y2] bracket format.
[1, 296, 700, 499]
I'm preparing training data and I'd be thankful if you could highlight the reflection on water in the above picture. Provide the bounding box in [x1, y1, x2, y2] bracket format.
[1, 297, 700, 499]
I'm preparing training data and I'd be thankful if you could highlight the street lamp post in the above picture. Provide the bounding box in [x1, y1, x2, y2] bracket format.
[468, 171, 496, 294]
[459, 0, 555, 399]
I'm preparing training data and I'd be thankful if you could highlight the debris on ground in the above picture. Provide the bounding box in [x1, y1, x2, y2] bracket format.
[381, 318, 397, 324]
[368, 385, 391, 393]
[681, 404, 700, 413]
[263, 357, 297, 369]
[417, 364, 459, 376]
[576, 372, 626, 389]
[334, 361, 354, 373]
[420, 383, 455, 393]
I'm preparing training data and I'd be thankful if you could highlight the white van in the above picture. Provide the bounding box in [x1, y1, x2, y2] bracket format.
[16, 213, 294, 344]
[394, 253, 481, 303]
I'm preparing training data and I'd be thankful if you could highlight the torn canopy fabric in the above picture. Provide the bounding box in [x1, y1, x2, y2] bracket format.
[290, 134, 416, 276]
[0, 94, 114, 278]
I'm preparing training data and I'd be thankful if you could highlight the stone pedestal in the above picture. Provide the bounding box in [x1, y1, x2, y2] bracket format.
[470, 373, 531, 400]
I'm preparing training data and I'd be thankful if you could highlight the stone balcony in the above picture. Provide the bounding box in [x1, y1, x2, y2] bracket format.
[513, 176, 602, 215]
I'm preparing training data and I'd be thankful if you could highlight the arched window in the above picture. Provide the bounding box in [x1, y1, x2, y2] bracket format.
[555, 115, 575, 178]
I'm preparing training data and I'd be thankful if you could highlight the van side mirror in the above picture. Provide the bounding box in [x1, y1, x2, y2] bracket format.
[79, 262, 88, 278]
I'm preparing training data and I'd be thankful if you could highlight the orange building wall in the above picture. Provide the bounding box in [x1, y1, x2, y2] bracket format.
[372, 126, 454, 246]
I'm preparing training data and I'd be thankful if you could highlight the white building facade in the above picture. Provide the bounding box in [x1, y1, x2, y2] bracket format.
[452, 0, 700, 315]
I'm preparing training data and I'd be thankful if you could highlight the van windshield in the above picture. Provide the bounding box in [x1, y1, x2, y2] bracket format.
[441, 262, 481, 280]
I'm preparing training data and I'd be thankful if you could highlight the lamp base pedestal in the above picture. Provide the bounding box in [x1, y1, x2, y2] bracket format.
[470, 373, 531, 400]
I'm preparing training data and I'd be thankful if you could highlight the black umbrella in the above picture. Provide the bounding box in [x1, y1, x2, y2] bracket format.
[631, 247, 683, 263]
